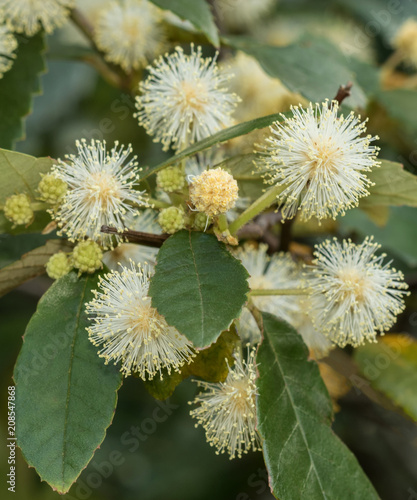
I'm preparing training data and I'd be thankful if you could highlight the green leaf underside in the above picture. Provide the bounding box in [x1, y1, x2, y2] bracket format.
[225, 35, 367, 108]
[144, 327, 240, 400]
[149, 231, 249, 348]
[218, 153, 266, 200]
[0, 148, 55, 206]
[142, 112, 289, 179]
[340, 206, 417, 268]
[355, 335, 417, 422]
[149, 0, 219, 47]
[0, 232, 49, 268]
[256, 313, 379, 500]
[377, 89, 417, 138]
[0, 32, 46, 149]
[14, 271, 122, 493]
[361, 160, 417, 207]
[0, 239, 72, 297]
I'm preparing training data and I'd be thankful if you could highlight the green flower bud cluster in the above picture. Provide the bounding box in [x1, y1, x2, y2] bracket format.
[46, 252, 73, 280]
[38, 174, 68, 205]
[158, 206, 185, 234]
[3, 194, 33, 226]
[193, 212, 211, 231]
[72, 240, 103, 274]
[156, 165, 186, 193]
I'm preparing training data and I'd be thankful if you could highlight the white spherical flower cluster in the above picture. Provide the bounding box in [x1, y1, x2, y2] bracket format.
[0, 0, 75, 36]
[94, 0, 164, 72]
[306, 237, 409, 347]
[135, 45, 240, 151]
[259, 100, 380, 222]
[393, 19, 417, 68]
[0, 25, 17, 79]
[190, 349, 261, 459]
[86, 263, 195, 379]
[235, 244, 301, 344]
[51, 139, 148, 249]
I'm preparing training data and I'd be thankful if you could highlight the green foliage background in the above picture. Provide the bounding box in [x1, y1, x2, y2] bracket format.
[2, 0, 417, 499]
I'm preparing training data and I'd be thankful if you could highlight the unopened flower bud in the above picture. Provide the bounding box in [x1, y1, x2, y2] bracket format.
[158, 206, 185, 234]
[3, 194, 33, 226]
[156, 165, 186, 193]
[72, 240, 103, 274]
[38, 174, 68, 205]
[46, 252, 73, 280]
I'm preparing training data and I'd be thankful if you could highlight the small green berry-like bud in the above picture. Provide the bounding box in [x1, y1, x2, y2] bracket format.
[156, 166, 186, 193]
[72, 240, 103, 274]
[38, 174, 68, 205]
[46, 252, 73, 280]
[158, 207, 185, 234]
[3, 194, 33, 226]
[193, 212, 211, 231]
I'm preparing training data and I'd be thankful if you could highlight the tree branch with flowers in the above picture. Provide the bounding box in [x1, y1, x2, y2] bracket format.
[1, 1, 417, 499]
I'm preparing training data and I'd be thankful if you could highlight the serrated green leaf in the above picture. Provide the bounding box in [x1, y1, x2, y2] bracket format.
[225, 35, 367, 107]
[355, 334, 417, 421]
[256, 313, 379, 500]
[142, 112, 289, 179]
[360, 160, 417, 208]
[189, 326, 239, 381]
[150, 0, 219, 47]
[340, 206, 417, 267]
[376, 89, 417, 138]
[217, 153, 266, 200]
[143, 369, 186, 401]
[14, 271, 122, 493]
[0, 233, 49, 268]
[0, 149, 54, 206]
[0, 32, 46, 148]
[0, 239, 71, 297]
[149, 231, 249, 348]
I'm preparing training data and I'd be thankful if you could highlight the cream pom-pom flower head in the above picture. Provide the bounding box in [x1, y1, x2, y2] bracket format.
[306, 237, 409, 347]
[86, 263, 195, 379]
[393, 19, 417, 68]
[135, 45, 240, 151]
[189, 167, 238, 217]
[0, 25, 17, 78]
[51, 139, 148, 249]
[214, 0, 276, 29]
[94, 0, 164, 72]
[190, 348, 261, 459]
[259, 100, 380, 222]
[235, 244, 301, 344]
[0, 0, 75, 36]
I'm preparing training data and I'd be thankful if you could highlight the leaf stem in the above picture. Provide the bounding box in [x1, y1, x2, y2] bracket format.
[229, 184, 283, 235]
[147, 197, 170, 209]
[250, 288, 311, 296]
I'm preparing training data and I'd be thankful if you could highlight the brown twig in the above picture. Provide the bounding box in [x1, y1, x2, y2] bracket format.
[332, 82, 353, 106]
[101, 226, 169, 248]
[278, 216, 296, 252]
